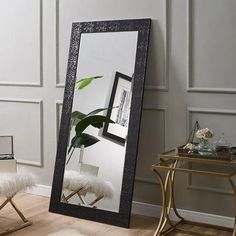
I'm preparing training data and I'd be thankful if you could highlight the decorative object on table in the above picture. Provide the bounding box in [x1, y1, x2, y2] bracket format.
[214, 133, 232, 160]
[177, 121, 200, 155]
[0, 136, 14, 160]
[187, 121, 201, 144]
[0, 136, 17, 173]
[176, 121, 236, 160]
[0, 136, 36, 234]
[0, 159, 16, 173]
[196, 128, 214, 155]
[103, 72, 132, 144]
[182, 143, 196, 153]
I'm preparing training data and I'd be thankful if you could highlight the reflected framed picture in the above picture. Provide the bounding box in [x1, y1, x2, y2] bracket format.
[103, 71, 132, 143]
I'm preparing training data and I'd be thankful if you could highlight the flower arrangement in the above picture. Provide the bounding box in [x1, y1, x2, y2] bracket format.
[196, 128, 214, 140]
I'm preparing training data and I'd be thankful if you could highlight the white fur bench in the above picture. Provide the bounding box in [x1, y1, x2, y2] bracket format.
[0, 171, 35, 235]
[62, 170, 114, 208]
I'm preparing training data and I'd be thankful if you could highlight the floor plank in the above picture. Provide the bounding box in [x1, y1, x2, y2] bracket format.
[0, 193, 232, 235]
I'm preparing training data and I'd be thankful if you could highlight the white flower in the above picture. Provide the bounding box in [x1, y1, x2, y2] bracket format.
[196, 128, 214, 140]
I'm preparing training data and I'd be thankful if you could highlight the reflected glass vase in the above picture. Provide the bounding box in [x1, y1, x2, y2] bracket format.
[197, 139, 213, 156]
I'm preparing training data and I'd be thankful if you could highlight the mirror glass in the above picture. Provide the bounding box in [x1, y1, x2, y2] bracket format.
[62, 31, 138, 212]
[50, 19, 151, 227]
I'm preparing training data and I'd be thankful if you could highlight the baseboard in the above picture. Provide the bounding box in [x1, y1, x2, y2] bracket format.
[132, 201, 234, 228]
[27, 184, 234, 228]
[26, 184, 52, 197]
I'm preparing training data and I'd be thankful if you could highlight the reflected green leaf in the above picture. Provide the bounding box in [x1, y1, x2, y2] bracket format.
[87, 106, 118, 116]
[75, 76, 103, 90]
[71, 111, 86, 126]
[75, 115, 114, 135]
[71, 133, 100, 148]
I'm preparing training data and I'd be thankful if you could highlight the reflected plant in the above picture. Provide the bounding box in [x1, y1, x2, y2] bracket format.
[66, 76, 115, 165]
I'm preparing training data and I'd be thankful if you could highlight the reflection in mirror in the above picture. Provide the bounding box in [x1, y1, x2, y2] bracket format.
[62, 31, 138, 212]
[50, 19, 151, 227]
[103, 72, 132, 143]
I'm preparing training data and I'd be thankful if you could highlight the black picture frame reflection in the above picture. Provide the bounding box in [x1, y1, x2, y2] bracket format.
[103, 72, 132, 144]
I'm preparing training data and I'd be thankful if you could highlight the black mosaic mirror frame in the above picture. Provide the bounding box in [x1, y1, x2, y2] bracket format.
[49, 18, 151, 228]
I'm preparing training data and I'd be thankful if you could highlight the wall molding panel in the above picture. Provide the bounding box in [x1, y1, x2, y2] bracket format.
[187, 107, 236, 194]
[145, 0, 169, 91]
[55, 0, 64, 88]
[187, 0, 236, 93]
[0, 0, 43, 87]
[135, 105, 168, 185]
[56, 100, 63, 139]
[135, 176, 158, 185]
[0, 98, 43, 167]
[55, 0, 169, 90]
[143, 105, 168, 151]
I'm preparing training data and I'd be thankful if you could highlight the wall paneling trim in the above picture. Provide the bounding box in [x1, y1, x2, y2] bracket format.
[0, 0, 43, 87]
[0, 98, 43, 167]
[187, 107, 236, 195]
[187, 0, 236, 93]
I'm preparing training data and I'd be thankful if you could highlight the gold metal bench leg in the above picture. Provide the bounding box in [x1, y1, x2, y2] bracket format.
[61, 193, 68, 203]
[77, 194, 87, 205]
[0, 198, 10, 211]
[63, 188, 105, 208]
[65, 188, 84, 201]
[0, 196, 32, 236]
[9, 198, 27, 222]
[89, 195, 104, 207]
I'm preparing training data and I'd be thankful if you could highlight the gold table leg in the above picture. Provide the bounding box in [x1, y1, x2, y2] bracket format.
[228, 177, 236, 236]
[153, 160, 184, 236]
[153, 161, 236, 236]
[153, 169, 167, 235]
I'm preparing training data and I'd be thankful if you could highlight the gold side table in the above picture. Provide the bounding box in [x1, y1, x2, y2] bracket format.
[152, 150, 236, 236]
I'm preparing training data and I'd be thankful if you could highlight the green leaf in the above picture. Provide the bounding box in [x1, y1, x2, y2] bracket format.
[71, 107, 116, 128]
[71, 111, 86, 126]
[71, 111, 86, 120]
[75, 115, 114, 135]
[66, 133, 100, 163]
[87, 106, 118, 116]
[86, 107, 117, 128]
[75, 76, 103, 90]
[70, 133, 100, 148]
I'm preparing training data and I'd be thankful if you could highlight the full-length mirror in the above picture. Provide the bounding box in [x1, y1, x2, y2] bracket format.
[50, 19, 151, 227]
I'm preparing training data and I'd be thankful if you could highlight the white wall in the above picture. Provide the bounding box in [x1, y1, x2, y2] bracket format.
[135, 0, 236, 218]
[1, 0, 236, 219]
[0, 0, 58, 186]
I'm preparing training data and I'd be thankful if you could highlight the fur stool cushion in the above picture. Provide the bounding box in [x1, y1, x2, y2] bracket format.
[63, 170, 114, 198]
[0, 171, 35, 198]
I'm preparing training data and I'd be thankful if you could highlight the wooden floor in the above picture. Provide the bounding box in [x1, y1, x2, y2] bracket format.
[0, 193, 232, 235]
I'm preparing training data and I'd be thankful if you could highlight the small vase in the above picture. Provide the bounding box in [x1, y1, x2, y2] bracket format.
[197, 139, 213, 156]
